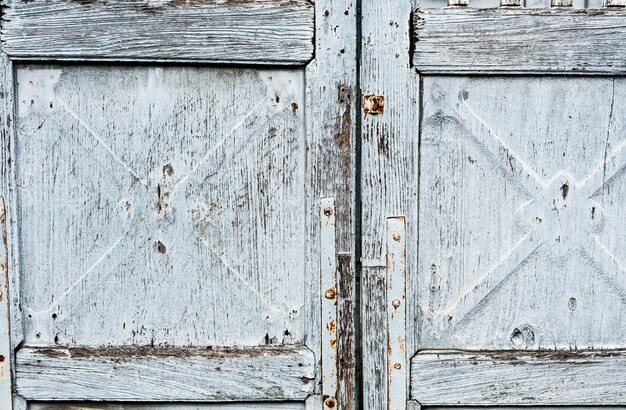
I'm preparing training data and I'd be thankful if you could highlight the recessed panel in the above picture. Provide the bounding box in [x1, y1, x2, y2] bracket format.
[16, 65, 306, 348]
[418, 76, 626, 350]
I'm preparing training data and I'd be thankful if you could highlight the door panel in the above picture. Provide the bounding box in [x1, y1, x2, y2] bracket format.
[1, 0, 358, 408]
[361, 2, 626, 410]
[16, 65, 306, 348]
[418, 76, 626, 350]
[409, 7, 626, 409]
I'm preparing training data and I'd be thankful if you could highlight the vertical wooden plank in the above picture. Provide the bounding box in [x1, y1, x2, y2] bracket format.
[305, 0, 357, 407]
[0, 198, 12, 410]
[336, 253, 355, 410]
[387, 217, 407, 410]
[0, 52, 18, 410]
[360, 0, 419, 408]
[320, 197, 338, 410]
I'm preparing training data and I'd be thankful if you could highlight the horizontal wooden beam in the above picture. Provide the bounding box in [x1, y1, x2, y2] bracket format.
[412, 9, 626, 74]
[411, 350, 626, 405]
[16, 345, 315, 401]
[1, 0, 314, 65]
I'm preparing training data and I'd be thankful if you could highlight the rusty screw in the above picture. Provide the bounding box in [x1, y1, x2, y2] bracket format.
[392, 231, 401, 242]
[325, 288, 337, 300]
[323, 207, 333, 217]
[394, 362, 402, 370]
[324, 397, 336, 408]
[392, 298, 401, 309]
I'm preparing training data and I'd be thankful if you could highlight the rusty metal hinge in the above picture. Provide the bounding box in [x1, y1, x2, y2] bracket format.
[387, 216, 407, 410]
[320, 197, 338, 410]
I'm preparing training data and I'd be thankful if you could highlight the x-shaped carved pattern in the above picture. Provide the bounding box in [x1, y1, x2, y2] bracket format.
[30, 93, 290, 318]
[440, 101, 626, 326]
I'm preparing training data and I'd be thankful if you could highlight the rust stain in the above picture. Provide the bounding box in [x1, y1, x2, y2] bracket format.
[363, 94, 385, 116]
[324, 287, 337, 300]
[327, 320, 336, 332]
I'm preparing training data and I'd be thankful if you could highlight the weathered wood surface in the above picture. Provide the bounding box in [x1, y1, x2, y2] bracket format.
[418, 76, 626, 350]
[360, 0, 419, 409]
[1, 0, 314, 65]
[304, 0, 357, 407]
[32, 404, 304, 410]
[413, 9, 626, 74]
[0, 198, 12, 408]
[16, 65, 308, 348]
[425, 407, 626, 410]
[0, 51, 21, 409]
[412, 350, 626, 405]
[16, 345, 315, 401]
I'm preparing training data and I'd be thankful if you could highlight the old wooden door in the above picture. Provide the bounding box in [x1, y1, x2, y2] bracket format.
[0, 1, 357, 409]
[361, 1, 626, 410]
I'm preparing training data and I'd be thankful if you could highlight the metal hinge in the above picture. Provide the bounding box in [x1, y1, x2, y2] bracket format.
[320, 197, 338, 410]
[386, 216, 407, 410]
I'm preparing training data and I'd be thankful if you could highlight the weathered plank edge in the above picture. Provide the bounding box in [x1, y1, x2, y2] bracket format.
[0, 0, 315, 65]
[412, 8, 626, 74]
[360, 0, 420, 409]
[0, 48, 21, 409]
[16, 345, 316, 401]
[0, 197, 12, 410]
[304, 0, 357, 406]
[411, 350, 626, 405]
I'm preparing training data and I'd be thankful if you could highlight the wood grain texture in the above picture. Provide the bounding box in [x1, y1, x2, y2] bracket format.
[16, 345, 315, 401]
[0, 51, 22, 409]
[304, 0, 357, 407]
[413, 9, 626, 74]
[31, 404, 304, 410]
[360, 0, 419, 409]
[0, 197, 12, 409]
[418, 76, 626, 350]
[336, 253, 355, 410]
[411, 350, 626, 405]
[1, 0, 314, 65]
[16, 65, 308, 349]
